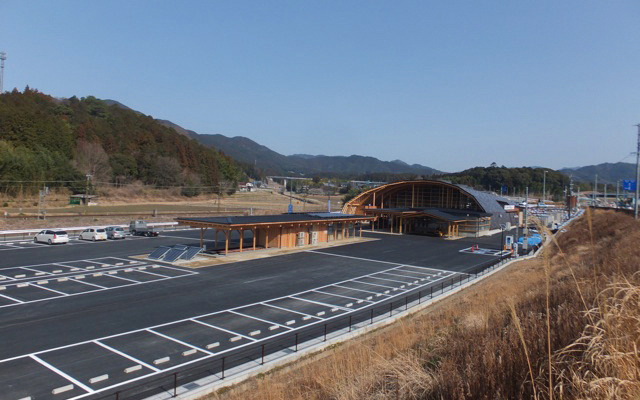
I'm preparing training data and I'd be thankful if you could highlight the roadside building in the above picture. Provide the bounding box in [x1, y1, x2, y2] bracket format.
[176, 212, 374, 254]
[342, 180, 518, 237]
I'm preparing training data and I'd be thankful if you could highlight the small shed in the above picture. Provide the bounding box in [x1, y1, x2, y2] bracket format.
[69, 194, 98, 205]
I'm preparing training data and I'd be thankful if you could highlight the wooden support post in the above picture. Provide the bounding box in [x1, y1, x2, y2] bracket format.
[199, 227, 204, 249]
[224, 230, 229, 255]
[213, 229, 217, 250]
[390, 216, 394, 233]
[253, 228, 256, 251]
[399, 218, 403, 234]
[279, 227, 283, 248]
[239, 229, 243, 252]
[411, 184, 415, 208]
[360, 222, 362, 237]
[265, 227, 269, 249]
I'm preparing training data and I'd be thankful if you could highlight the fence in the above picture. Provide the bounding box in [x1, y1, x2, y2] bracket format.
[92, 255, 510, 400]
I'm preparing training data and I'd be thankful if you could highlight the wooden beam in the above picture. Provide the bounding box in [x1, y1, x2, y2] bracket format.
[224, 230, 229, 255]
[265, 228, 269, 249]
[239, 229, 243, 252]
[253, 227, 256, 251]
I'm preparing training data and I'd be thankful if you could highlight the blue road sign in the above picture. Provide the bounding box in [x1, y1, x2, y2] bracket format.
[288, 203, 293, 214]
[623, 180, 636, 191]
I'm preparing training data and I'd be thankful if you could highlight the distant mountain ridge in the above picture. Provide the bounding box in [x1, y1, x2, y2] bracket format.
[559, 162, 636, 184]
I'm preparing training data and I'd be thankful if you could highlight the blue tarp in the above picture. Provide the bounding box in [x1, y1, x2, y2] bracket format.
[518, 234, 542, 246]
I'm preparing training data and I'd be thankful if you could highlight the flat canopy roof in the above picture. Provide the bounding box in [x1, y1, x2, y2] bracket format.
[176, 212, 374, 229]
[364, 207, 491, 222]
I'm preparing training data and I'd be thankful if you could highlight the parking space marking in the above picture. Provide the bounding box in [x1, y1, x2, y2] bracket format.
[368, 274, 417, 285]
[332, 284, 388, 297]
[312, 290, 373, 304]
[189, 319, 256, 341]
[30, 354, 94, 394]
[351, 279, 400, 289]
[29, 283, 69, 296]
[70, 278, 107, 290]
[0, 262, 197, 309]
[93, 341, 160, 373]
[146, 329, 213, 356]
[259, 303, 319, 319]
[0, 292, 24, 303]
[0, 258, 464, 400]
[290, 296, 352, 311]
[228, 310, 293, 330]
[306, 250, 456, 274]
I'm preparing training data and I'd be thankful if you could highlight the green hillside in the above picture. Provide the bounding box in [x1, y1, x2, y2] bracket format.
[438, 165, 570, 199]
[0, 88, 245, 196]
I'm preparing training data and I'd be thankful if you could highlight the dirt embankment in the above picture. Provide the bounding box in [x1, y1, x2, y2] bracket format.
[207, 210, 640, 400]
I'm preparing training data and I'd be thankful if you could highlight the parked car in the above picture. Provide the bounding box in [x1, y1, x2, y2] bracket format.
[34, 230, 69, 245]
[105, 226, 126, 240]
[79, 228, 108, 241]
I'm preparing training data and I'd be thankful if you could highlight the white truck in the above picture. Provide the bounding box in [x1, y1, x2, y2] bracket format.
[129, 220, 160, 237]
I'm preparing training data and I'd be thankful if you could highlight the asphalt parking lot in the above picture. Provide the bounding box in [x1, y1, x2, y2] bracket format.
[0, 228, 504, 399]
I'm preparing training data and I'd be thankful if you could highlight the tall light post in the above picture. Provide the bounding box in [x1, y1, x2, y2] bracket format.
[543, 170, 548, 202]
[635, 124, 640, 219]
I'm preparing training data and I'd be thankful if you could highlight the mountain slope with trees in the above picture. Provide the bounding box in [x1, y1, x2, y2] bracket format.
[438, 164, 570, 199]
[185, 131, 442, 177]
[560, 162, 636, 184]
[0, 88, 245, 196]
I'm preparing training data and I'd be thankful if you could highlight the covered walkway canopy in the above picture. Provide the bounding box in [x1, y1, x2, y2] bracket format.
[176, 212, 374, 255]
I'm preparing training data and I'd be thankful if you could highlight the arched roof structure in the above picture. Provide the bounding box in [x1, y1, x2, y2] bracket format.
[343, 180, 513, 230]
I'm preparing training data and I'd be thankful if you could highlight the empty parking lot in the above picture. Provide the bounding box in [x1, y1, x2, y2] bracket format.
[0, 229, 504, 399]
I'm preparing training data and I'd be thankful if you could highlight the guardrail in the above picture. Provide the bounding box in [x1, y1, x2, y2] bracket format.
[0, 222, 181, 242]
[91, 256, 510, 400]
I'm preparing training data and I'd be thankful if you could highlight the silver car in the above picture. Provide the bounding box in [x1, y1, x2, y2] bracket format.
[105, 226, 126, 240]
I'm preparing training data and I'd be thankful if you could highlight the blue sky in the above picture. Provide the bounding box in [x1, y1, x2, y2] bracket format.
[1, 1, 639, 172]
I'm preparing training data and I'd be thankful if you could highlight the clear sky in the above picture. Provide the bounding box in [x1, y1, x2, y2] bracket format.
[1, 1, 639, 172]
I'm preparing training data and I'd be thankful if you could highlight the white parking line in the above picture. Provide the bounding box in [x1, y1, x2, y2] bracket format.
[93, 341, 160, 372]
[332, 284, 387, 296]
[146, 329, 213, 355]
[29, 283, 69, 296]
[0, 292, 24, 303]
[258, 303, 319, 320]
[30, 354, 94, 393]
[306, 250, 455, 273]
[69, 278, 107, 290]
[228, 310, 292, 330]
[289, 296, 351, 311]
[367, 274, 415, 285]
[312, 290, 373, 304]
[189, 319, 256, 341]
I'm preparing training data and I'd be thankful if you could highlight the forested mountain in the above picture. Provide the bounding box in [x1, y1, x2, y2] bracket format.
[438, 165, 570, 198]
[0, 88, 245, 196]
[560, 162, 636, 184]
[185, 131, 442, 177]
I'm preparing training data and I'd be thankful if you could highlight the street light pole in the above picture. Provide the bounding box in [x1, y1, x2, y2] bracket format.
[543, 170, 547, 202]
[635, 124, 640, 219]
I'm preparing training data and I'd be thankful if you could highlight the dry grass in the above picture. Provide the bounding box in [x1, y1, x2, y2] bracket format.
[206, 210, 640, 400]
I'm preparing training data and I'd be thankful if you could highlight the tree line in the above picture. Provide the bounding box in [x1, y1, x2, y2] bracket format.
[0, 88, 247, 197]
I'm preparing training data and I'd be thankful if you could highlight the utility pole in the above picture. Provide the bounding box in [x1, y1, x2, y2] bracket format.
[543, 170, 548, 202]
[0, 51, 6, 93]
[635, 124, 640, 219]
[593, 174, 598, 206]
[604, 184, 607, 205]
[523, 186, 529, 252]
[616, 180, 620, 206]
